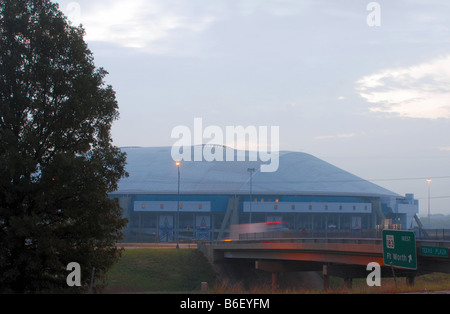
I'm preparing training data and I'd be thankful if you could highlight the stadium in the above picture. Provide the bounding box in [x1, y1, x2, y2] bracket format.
[110, 146, 419, 242]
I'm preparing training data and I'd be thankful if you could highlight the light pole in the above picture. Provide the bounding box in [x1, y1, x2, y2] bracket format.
[176, 162, 181, 249]
[248, 168, 256, 223]
[426, 179, 432, 229]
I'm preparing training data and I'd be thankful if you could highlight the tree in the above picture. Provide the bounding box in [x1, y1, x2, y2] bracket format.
[0, 0, 128, 293]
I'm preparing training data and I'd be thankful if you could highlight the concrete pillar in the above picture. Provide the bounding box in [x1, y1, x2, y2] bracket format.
[344, 277, 352, 290]
[323, 265, 330, 291]
[406, 275, 415, 287]
[201, 282, 208, 293]
[272, 273, 279, 293]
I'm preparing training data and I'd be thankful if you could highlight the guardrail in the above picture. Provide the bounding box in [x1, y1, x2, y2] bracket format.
[212, 237, 384, 247]
[417, 228, 450, 241]
[233, 228, 450, 241]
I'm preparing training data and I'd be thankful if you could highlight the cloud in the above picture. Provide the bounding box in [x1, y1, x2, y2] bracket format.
[356, 55, 450, 119]
[58, 0, 318, 54]
[60, 0, 218, 52]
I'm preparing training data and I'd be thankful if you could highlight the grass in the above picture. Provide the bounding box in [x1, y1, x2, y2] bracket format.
[321, 272, 450, 294]
[103, 249, 218, 294]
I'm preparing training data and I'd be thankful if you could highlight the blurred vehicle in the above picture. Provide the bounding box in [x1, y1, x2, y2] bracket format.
[226, 222, 288, 241]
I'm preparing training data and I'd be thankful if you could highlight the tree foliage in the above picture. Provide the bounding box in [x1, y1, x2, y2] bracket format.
[0, 0, 128, 293]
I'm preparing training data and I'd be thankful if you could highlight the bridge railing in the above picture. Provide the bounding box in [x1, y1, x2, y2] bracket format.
[235, 228, 450, 241]
[419, 228, 450, 241]
[237, 229, 380, 240]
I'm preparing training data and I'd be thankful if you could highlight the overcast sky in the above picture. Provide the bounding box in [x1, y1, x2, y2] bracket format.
[56, 0, 450, 215]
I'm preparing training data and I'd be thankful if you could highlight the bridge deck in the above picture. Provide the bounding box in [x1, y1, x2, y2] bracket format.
[200, 237, 450, 274]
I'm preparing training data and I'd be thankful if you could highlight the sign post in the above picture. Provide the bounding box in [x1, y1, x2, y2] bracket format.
[382, 230, 417, 270]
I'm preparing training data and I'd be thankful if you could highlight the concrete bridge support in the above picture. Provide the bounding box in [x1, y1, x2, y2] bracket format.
[255, 260, 323, 292]
[257, 261, 419, 292]
[271, 273, 279, 293]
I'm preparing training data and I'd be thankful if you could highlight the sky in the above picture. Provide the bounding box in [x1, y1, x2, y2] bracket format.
[55, 0, 450, 215]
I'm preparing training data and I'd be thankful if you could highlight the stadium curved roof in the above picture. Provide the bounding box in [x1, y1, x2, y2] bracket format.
[112, 146, 399, 198]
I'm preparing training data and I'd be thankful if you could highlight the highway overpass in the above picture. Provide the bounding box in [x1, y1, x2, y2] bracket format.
[198, 236, 450, 291]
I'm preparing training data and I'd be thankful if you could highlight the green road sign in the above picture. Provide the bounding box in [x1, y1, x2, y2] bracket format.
[420, 246, 449, 258]
[382, 230, 417, 270]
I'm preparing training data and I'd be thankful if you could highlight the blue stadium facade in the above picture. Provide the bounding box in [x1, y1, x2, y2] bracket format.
[110, 146, 419, 242]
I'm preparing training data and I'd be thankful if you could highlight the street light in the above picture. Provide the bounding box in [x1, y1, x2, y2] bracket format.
[176, 162, 181, 249]
[426, 179, 432, 229]
[248, 168, 256, 223]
